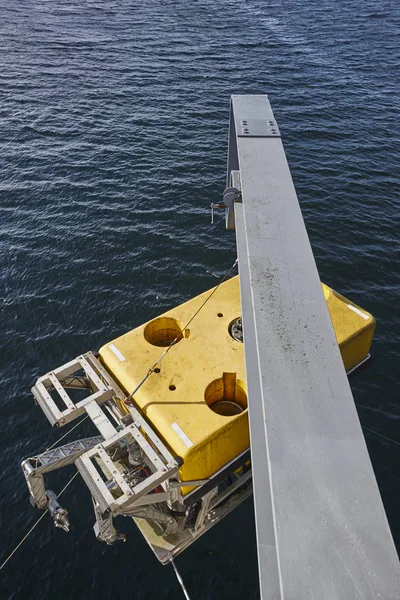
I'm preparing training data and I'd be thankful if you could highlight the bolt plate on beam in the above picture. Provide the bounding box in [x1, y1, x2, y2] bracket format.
[236, 118, 280, 137]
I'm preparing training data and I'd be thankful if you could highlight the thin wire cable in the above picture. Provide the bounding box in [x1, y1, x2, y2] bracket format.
[0, 471, 80, 572]
[171, 558, 191, 600]
[0, 511, 48, 572]
[35, 415, 90, 461]
[1, 258, 238, 575]
[125, 258, 239, 405]
[362, 426, 400, 447]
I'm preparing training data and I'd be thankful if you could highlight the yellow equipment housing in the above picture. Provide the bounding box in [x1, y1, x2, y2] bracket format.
[99, 276, 375, 492]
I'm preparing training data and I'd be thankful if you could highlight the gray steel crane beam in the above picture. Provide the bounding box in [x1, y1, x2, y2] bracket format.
[227, 95, 399, 599]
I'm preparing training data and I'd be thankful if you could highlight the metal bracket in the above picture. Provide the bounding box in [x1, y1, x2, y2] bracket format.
[193, 488, 218, 532]
[223, 185, 242, 230]
[92, 496, 126, 544]
[210, 170, 242, 229]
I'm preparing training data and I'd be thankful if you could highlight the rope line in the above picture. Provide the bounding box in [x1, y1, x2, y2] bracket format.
[0, 471, 80, 572]
[125, 258, 239, 405]
[35, 415, 90, 460]
[0, 258, 238, 576]
[1, 258, 239, 576]
[362, 426, 400, 447]
[171, 558, 191, 600]
[0, 511, 48, 572]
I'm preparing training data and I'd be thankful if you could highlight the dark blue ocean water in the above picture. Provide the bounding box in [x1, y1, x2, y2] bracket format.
[0, 0, 399, 598]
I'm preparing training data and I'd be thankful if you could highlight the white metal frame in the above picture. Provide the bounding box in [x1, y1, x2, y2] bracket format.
[32, 353, 114, 429]
[75, 424, 178, 515]
[22, 348, 254, 559]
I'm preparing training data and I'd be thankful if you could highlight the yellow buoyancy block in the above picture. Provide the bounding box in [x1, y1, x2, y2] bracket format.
[99, 276, 375, 491]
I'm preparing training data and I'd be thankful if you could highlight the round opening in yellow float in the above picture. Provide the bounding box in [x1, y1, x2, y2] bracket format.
[205, 373, 247, 417]
[144, 317, 188, 347]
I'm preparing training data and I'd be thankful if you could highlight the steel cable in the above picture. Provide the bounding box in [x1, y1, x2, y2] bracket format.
[0, 471, 80, 571]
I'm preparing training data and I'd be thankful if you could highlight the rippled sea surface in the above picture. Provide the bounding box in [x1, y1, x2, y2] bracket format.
[0, 0, 399, 598]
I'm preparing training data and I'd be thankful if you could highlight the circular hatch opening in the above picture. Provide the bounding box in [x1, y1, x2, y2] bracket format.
[144, 317, 187, 347]
[205, 373, 247, 417]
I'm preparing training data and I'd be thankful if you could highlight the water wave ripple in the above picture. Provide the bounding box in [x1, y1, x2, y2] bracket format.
[0, 1, 399, 598]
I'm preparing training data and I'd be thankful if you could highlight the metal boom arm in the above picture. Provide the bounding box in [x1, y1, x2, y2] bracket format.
[226, 95, 399, 599]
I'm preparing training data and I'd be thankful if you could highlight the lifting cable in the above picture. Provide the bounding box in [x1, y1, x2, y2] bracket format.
[0, 257, 239, 580]
[362, 426, 400, 447]
[37, 414, 90, 459]
[1, 472, 192, 600]
[0, 471, 80, 572]
[170, 557, 192, 600]
[0, 415, 90, 570]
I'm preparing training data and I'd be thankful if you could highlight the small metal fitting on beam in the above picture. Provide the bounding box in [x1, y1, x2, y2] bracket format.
[223, 185, 242, 230]
[210, 183, 242, 229]
[210, 202, 226, 224]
